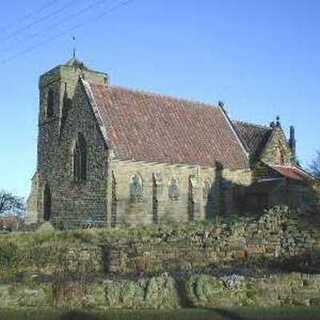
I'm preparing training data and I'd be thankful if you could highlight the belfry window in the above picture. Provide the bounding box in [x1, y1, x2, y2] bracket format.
[73, 133, 87, 182]
[46, 89, 54, 118]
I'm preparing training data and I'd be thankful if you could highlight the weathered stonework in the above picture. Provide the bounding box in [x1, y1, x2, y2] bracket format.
[28, 61, 109, 228]
[26, 59, 317, 228]
[260, 126, 295, 166]
[103, 207, 320, 274]
[106, 160, 252, 227]
[1, 208, 320, 310]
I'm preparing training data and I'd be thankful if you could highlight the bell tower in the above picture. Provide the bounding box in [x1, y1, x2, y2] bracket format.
[26, 58, 109, 225]
[38, 58, 108, 129]
[37, 58, 108, 170]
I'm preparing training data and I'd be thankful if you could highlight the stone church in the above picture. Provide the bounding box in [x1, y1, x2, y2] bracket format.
[26, 58, 316, 228]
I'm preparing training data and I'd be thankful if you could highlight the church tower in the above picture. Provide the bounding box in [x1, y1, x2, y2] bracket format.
[26, 58, 108, 226]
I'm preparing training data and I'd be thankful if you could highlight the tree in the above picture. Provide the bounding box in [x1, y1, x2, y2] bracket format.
[310, 151, 320, 179]
[0, 190, 25, 216]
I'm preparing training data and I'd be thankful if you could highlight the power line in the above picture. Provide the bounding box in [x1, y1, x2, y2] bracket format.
[0, 0, 111, 54]
[0, 0, 81, 43]
[0, 0, 61, 34]
[1, 0, 135, 65]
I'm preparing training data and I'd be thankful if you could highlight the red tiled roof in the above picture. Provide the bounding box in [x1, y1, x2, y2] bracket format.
[82, 81, 249, 169]
[233, 121, 272, 159]
[271, 165, 314, 182]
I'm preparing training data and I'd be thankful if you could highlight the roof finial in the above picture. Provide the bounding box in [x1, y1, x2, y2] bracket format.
[218, 100, 224, 108]
[72, 36, 76, 59]
[276, 115, 281, 127]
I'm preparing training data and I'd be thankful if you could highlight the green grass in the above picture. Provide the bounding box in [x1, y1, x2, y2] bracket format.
[1, 308, 320, 320]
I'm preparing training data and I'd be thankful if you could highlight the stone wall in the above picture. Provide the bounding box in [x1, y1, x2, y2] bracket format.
[2, 207, 320, 309]
[0, 273, 320, 309]
[106, 159, 252, 227]
[104, 207, 320, 274]
[260, 127, 295, 166]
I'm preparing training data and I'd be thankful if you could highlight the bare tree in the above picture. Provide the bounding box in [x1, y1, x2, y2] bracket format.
[310, 151, 320, 179]
[0, 190, 25, 216]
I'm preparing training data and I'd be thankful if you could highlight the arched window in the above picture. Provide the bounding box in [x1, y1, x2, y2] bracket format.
[43, 183, 51, 221]
[168, 178, 179, 201]
[73, 133, 87, 182]
[61, 91, 72, 126]
[188, 176, 195, 221]
[130, 174, 143, 202]
[152, 174, 159, 224]
[111, 172, 117, 228]
[46, 89, 54, 118]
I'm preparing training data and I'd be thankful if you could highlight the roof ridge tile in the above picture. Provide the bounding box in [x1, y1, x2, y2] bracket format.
[91, 83, 220, 111]
[234, 120, 272, 131]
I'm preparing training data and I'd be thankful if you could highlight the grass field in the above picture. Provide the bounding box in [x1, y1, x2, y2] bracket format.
[1, 308, 320, 320]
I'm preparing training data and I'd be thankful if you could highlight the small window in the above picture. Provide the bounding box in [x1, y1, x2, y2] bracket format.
[46, 89, 54, 118]
[73, 133, 87, 182]
[168, 178, 180, 201]
[130, 174, 143, 202]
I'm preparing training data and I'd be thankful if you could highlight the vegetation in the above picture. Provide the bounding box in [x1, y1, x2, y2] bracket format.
[0, 207, 320, 312]
[0, 206, 319, 280]
[0, 190, 25, 216]
[310, 150, 320, 179]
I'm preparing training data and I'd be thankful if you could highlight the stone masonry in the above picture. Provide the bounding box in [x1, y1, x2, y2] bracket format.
[26, 58, 317, 228]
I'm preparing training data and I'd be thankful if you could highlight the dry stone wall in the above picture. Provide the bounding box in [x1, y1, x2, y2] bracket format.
[1, 207, 320, 309]
[0, 273, 320, 309]
[104, 207, 320, 274]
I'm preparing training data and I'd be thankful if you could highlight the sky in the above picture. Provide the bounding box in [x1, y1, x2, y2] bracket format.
[0, 0, 319, 198]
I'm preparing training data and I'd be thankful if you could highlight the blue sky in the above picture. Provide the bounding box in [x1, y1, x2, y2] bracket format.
[0, 0, 319, 198]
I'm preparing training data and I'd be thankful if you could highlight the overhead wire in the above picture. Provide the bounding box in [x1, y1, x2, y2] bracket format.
[0, 0, 111, 54]
[1, 0, 135, 65]
[0, 0, 61, 34]
[0, 0, 81, 43]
